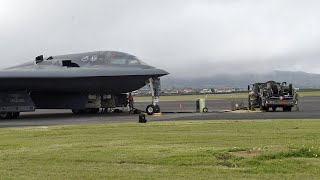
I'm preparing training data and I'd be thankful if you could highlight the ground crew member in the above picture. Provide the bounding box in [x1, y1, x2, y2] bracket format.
[248, 91, 257, 110]
[128, 93, 134, 112]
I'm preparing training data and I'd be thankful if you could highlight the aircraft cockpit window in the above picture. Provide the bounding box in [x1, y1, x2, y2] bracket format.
[129, 56, 148, 65]
[127, 59, 140, 65]
[110, 59, 127, 65]
[138, 60, 148, 65]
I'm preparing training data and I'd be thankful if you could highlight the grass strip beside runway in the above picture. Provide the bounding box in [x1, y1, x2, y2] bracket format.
[1, 120, 320, 179]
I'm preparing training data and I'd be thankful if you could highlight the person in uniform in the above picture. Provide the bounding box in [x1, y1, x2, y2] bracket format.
[248, 91, 257, 111]
[294, 91, 299, 111]
[128, 93, 134, 112]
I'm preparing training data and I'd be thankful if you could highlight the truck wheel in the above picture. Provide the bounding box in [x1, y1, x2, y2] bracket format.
[203, 107, 208, 113]
[260, 106, 269, 112]
[146, 105, 155, 115]
[272, 107, 277, 112]
[287, 107, 292, 112]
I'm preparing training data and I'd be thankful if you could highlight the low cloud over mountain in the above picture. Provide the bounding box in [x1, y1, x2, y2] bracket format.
[162, 71, 320, 89]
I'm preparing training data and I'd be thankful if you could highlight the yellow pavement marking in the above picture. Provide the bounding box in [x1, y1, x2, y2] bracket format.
[230, 110, 264, 113]
[153, 113, 162, 116]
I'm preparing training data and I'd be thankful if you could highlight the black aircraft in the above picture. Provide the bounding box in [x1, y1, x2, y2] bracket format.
[0, 51, 168, 119]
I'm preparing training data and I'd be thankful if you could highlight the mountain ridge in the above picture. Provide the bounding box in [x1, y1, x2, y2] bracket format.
[161, 71, 320, 89]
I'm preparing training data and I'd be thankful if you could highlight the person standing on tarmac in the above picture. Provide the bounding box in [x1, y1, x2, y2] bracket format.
[128, 93, 134, 112]
[294, 91, 299, 111]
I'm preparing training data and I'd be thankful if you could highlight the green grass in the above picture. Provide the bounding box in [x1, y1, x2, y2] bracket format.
[299, 90, 320, 97]
[1, 120, 320, 179]
[135, 90, 320, 102]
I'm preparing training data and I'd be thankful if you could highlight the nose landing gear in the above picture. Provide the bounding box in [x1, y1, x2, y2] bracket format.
[146, 104, 160, 115]
[146, 77, 161, 115]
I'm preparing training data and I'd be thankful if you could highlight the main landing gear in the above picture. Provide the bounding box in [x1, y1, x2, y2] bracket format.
[146, 77, 162, 115]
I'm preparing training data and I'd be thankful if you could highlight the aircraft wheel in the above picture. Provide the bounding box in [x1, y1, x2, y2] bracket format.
[154, 105, 161, 113]
[0, 112, 13, 119]
[146, 105, 155, 115]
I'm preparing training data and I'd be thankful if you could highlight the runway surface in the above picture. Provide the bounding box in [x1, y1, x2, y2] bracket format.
[0, 96, 319, 128]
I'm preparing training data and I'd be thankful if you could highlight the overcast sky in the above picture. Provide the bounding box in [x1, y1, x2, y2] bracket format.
[1, 0, 320, 77]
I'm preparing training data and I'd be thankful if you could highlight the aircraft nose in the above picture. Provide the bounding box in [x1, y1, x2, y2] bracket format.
[155, 68, 169, 76]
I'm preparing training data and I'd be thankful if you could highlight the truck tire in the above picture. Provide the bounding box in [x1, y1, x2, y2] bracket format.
[283, 107, 292, 112]
[260, 105, 269, 112]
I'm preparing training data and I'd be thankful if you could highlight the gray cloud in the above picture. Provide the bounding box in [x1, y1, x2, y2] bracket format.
[1, 0, 320, 77]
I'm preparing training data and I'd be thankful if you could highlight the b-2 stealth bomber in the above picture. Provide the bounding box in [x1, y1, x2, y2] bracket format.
[0, 51, 168, 119]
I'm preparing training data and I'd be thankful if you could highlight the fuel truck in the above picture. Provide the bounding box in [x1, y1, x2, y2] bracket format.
[248, 81, 298, 112]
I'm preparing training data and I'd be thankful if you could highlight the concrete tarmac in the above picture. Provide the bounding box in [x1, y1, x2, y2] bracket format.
[0, 96, 319, 128]
[136, 96, 320, 121]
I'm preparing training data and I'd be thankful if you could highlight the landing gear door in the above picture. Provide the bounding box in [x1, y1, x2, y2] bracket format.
[145, 77, 162, 115]
[148, 77, 161, 106]
[153, 78, 161, 97]
[0, 91, 36, 112]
